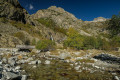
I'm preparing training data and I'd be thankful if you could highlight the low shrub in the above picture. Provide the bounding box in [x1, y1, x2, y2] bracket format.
[36, 40, 55, 51]
[63, 28, 84, 50]
[83, 36, 98, 49]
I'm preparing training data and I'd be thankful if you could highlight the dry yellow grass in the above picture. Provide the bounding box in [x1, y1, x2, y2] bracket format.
[17, 55, 23, 60]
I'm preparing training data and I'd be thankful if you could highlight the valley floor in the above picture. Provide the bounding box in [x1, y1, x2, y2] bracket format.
[0, 48, 120, 80]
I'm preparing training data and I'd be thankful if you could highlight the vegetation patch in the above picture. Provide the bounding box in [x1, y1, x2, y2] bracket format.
[63, 28, 117, 50]
[36, 40, 55, 51]
[37, 18, 67, 35]
[76, 59, 95, 63]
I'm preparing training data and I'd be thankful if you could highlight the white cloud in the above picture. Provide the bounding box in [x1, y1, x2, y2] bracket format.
[29, 4, 34, 10]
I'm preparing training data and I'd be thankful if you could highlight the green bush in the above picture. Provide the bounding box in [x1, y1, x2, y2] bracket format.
[83, 36, 98, 49]
[64, 28, 84, 50]
[36, 40, 55, 51]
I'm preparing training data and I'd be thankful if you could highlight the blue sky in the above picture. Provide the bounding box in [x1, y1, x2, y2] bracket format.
[18, 0, 120, 21]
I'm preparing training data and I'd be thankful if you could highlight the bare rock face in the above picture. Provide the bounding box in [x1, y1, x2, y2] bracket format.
[0, 0, 29, 23]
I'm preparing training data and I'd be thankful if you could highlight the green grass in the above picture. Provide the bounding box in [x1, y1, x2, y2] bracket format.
[76, 59, 95, 63]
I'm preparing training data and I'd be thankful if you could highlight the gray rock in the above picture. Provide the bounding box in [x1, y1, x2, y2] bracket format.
[15, 66, 21, 70]
[17, 60, 25, 64]
[4, 72, 20, 80]
[21, 75, 27, 80]
[59, 52, 71, 59]
[37, 60, 41, 64]
[74, 66, 80, 71]
[93, 54, 120, 64]
[2, 58, 7, 63]
[45, 60, 51, 64]
[29, 61, 37, 65]
[0, 61, 2, 65]
[8, 57, 16, 66]
[74, 52, 81, 56]
[115, 76, 120, 80]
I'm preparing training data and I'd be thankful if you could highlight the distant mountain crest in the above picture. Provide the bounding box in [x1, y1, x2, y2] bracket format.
[48, 6, 66, 13]
[93, 17, 107, 22]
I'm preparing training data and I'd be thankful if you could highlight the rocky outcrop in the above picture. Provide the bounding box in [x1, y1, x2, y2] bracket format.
[0, 0, 29, 23]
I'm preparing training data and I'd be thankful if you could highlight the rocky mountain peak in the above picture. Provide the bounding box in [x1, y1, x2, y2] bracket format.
[93, 17, 107, 22]
[48, 6, 66, 13]
[31, 6, 80, 29]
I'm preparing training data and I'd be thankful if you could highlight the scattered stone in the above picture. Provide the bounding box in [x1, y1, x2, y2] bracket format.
[4, 72, 20, 80]
[74, 52, 81, 56]
[94, 66, 100, 69]
[21, 75, 27, 80]
[8, 57, 16, 66]
[0, 61, 2, 65]
[45, 60, 51, 64]
[37, 60, 41, 64]
[74, 65, 80, 71]
[59, 52, 71, 59]
[2, 58, 7, 63]
[15, 66, 21, 70]
[76, 57, 83, 60]
[115, 76, 120, 80]
[29, 61, 37, 65]
[33, 65, 37, 68]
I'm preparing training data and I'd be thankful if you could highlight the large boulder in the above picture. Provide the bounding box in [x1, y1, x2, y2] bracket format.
[93, 54, 120, 64]
[4, 72, 20, 80]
